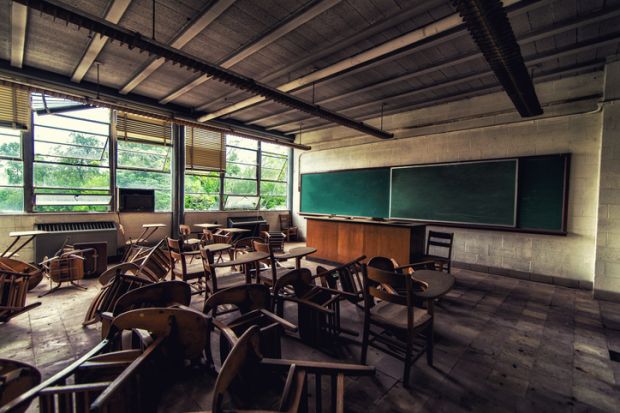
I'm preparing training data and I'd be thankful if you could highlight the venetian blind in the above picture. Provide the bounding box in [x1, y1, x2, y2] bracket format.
[0, 84, 30, 129]
[185, 126, 225, 172]
[116, 111, 172, 145]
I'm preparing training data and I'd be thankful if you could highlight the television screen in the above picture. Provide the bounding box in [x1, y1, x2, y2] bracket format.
[118, 188, 155, 212]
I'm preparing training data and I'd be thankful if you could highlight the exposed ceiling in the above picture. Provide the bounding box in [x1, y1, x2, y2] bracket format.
[1, 0, 619, 142]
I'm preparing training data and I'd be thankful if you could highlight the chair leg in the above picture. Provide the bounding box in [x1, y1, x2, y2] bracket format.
[426, 322, 434, 366]
[361, 318, 370, 364]
[403, 337, 413, 387]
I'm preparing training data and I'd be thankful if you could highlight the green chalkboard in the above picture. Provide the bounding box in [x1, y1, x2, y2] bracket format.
[390, 160, 517, 226]
[300, 168, 390, 217]
[517, 155, 567, 231]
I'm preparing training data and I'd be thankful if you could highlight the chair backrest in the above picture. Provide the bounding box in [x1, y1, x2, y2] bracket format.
[167, 237, 183, 254]
[213, 231, 233, 244]
[362, 265, 413, 328]
[113, 281, 192, 316]
[233, 237, 263, 254]
[179, 224, 191, 236]
[279, 214, 291, 230]
[202, 229, 215, 244]
[367, 256, 399, 272]
[199, 247, 218, 290]
[273, 268, 314, 299]
[203, 284, 271, 316]
[0, 359, 41, 413]
[426, 231, 454, 259]
[315, 256, 365, 303]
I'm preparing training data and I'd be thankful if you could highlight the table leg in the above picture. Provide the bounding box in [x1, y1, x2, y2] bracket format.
[11, 236, 37, 257]
[1, 236, 21, 258]
[295, 256, 302, 269]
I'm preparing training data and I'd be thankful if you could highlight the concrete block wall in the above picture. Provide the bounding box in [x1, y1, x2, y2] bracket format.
[594, 59, 620, 300]
[292, 72, 604, 287]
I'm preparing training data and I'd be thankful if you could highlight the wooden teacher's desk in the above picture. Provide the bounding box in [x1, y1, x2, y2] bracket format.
[305, 216, 426, 265]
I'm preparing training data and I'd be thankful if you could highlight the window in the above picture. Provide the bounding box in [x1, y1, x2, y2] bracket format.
[224, 135, 259, 210]
[185, 171, 220, 211]
[260, 142, 289, 210]
[115, 112, 172, 211]
[184, 127, 225, 211]
[32, 94, 111, 212]
[0, 127, 24, 212]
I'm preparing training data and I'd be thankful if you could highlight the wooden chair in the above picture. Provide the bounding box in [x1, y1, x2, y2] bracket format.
[100, 280, 192, 338]
[199, 248, 245, 294]
[360, 264, 434, 387]
[168, 238, 207, 296]
[251, 240, 293, 288]
[83, 262, 153, 326]
[0, 359, 41, 413]
[3, 308, 210, 413]
[0, 269, 42, 323]
[203, 284, 297, 367]
[410, 231, 454, 273]
[261, 231, 286, 253]
[179, 224, 202, 252]
[273, 268, 359, 351]
[315, 256, 366, 307]
[0, 258, 43, 291]
[202, 325, 374, 413]
[38, 248, 94, 297]
[278, 214, 298, 242]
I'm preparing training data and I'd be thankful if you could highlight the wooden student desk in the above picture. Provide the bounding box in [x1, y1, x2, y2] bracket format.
[305, 216, 426, 265]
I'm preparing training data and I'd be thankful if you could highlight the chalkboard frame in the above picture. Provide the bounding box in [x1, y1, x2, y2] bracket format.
[389, 159, 519, 227]
[299, 153, 570, 236]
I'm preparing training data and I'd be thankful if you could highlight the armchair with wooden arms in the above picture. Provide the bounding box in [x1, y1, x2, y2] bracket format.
[360, 264, 434, 387]
[272, 268, 359, 352]
[278, 214, 298, 242]
[314, 256, 366, 308]
[168, 237, 208, 296]
[179, 224, 202, 252]
[0, 359, 41, 413]
[202, 284, 297, 369]
[410, 230, 454, 273]
[196, 325, 374, 413]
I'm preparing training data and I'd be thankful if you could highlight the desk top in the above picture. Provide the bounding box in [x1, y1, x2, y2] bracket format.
[195, 223, 222, 229]
[142, 223, 166, 228]
[304, 216, 425, 228]
[212, 251, 269, 267]
[9, 230, 48, 237]
[204, 243, 231, 253]
[412, 270, 455, 299]
[275, 247, 317, 260]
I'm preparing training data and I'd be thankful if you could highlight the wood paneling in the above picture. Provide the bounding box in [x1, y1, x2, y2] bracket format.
[306, 218, 425, 264]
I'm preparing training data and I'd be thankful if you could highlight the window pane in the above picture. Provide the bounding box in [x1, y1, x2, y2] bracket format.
[185, 173, 220, 194]
[260, 196, 287, 210]
[0, 188, 23, 212]
[117, 140, 170, 171]
[34, 163, 110, 189]
[34, 112, 110, 135]
[261, 154, 287, 181]
[0, 160, 23, 186]
[226, 146, 257, 164]
[0, 127, 21, 158]
[185, 194, 220, 211]
[226, 135, 257, 150]
[224, 178, 257, 195]
[260, 181, 287, 196]
[224, 195, 259, 210]
[36, 194, 111, 206]
[226, 163, 257, 179]
[117, 170, 171, 211]
[262, 142, 289, 155]
[34, 126, 109, 164]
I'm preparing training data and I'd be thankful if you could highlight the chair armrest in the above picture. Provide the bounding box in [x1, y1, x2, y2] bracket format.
[280, 296, 335, 315]
[259, 309, 298, 332]
[261, 358, 375, 376]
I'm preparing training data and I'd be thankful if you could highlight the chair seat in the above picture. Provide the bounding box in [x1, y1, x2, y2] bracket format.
[172, 262, 204, 279]
[258, 266, 294, 286]
[370, 300, 431, 330]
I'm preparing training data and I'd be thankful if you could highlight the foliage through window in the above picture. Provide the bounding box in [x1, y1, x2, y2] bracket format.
[260, 142, 289, 210]
[32, 94, 111, 212]
[0, 127, 24, 212]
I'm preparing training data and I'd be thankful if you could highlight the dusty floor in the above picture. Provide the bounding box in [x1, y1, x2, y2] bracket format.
[1, 244, 620, 412]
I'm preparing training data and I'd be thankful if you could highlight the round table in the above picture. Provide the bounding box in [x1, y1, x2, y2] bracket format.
[274, 246, 317, 269]
[411, 270, 455, 299]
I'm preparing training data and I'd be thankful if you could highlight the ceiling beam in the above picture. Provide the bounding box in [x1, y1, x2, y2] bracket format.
[286, 60, 604, 136]
[15, 0, 392, 139]
[70, 0, 132, 83]
[10, 2, 28, 68]
[272, 33, 620, 132]
[120, 0, 235, 95]
[159, 0, 342, 104]
[248, 5, 620, 126]
[196, 0, 551, 122]
[0, 58, 296, 144]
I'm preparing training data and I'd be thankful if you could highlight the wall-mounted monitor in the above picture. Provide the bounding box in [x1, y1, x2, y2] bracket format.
[118, 188, 155, 212]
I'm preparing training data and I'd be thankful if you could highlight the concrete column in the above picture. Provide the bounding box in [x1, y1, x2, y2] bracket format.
[594, 58, 620, 301]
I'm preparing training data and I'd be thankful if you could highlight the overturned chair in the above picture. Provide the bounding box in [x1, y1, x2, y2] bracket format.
[1, 307, 209, 413]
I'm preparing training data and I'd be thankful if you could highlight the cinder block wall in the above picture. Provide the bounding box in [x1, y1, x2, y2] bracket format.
[292, 72, 604, 288]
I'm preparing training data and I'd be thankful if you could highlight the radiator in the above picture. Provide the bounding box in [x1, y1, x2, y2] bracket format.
[34, 221, 118, 263]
